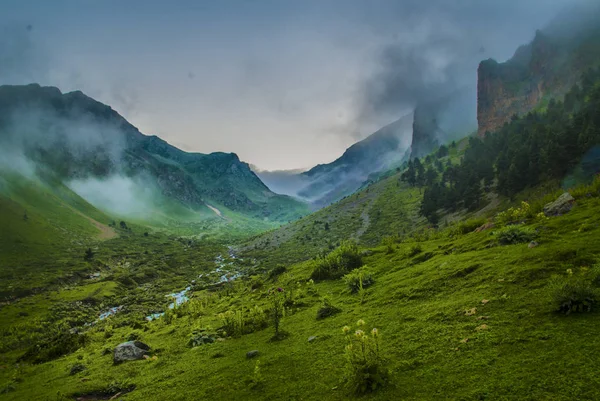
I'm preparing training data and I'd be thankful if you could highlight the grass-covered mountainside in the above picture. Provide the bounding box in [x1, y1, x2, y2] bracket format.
[0, 84, 308, 223]
[4, 12, 600, 401]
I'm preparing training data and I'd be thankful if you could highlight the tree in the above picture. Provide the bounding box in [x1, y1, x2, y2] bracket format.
[84, 248, 94, 261]
[119, 221, 128, 230]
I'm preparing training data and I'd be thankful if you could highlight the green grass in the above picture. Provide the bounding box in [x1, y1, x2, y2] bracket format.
[2, 186, 600, 399]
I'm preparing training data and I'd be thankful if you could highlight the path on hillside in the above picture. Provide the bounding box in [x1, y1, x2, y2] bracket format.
[354, 199, 374, 241]
[206, 204, 228, 220]
[65, 204, 118, 240]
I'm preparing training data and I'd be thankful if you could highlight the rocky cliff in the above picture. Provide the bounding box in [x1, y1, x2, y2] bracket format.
[477, 8, 600, 136]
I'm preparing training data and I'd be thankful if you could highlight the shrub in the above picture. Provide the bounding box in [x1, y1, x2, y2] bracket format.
[551, 267, 599, 314]
[219, 310, 245, 337]
[450, 218, 486, 236]
[342, 320, 388, 394]
[381, 236, 400, 254]
[19, 322, 87, 364]
[570, 174, 600, 200]
[343, 268, 374, 294]
[310, 241, 363, 281]
[407, 244, 423, 257]
[495, 225, 536, 245]
[69, 363, 86, 376]
[316, 297, 341, 320]
[496, 201, 549, 226]
[267, 265, 287, 280]
[269, 288, 286, 338]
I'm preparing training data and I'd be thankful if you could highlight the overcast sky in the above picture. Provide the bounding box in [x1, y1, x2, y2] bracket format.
[0, 0, 576, 170]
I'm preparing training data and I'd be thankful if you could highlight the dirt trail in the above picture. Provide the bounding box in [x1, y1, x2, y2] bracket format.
[65, 204, 118, 240]
[354, 199, 374, 240]
[206, 204, 223, 217]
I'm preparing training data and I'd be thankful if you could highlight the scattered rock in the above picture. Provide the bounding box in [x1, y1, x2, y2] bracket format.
[465, 307, 477, 316]
[475, 324, 489, 331]
[476, 316, 490, 321]
[475, 222, 495, 233]
[481, 299, 489, 305]
[246, 350, 259, 359]
[113, 341, 150, 364]
[543, 192, 575, 216]
[528, 241, 539, 248]
[460, 338, 469, 344]
[308, 336, 317, 343]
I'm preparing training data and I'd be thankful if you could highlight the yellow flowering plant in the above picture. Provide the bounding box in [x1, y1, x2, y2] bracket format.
[341, 319, 387, 394]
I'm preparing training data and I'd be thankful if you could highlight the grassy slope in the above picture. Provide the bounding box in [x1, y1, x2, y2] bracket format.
[239, 138, 469, 269]
[2, 191, 600, 400]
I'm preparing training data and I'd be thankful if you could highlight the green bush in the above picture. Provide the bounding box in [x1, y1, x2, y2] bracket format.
[267, 265, 287, 280]
[407, 244, 423, 257]
[495, 225, 536, 245]
[19, 322, 87, 364]
[310, 241, 363, 281]
[551, 267, 600, 314]
[316, 297, 341, 320]
[450, 218, 486, 236]
[343, 268, 374, 294]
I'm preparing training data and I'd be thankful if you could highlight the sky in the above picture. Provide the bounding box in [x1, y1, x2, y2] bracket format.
[0, 0, 576, 171]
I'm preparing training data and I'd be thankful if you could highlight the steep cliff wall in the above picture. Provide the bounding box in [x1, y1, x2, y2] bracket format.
[477, 21, 600, 136]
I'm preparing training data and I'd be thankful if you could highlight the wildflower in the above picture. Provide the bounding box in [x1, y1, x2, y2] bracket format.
[371, 328, 378, 337]
[355, 329, 365, 337]
[277, 287, 284, 292]
[342, 325, 351, 334]
[357, 319, 365, 327]
[566, 268, 573, 275]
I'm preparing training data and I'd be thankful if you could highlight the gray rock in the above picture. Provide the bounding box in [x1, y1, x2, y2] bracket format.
[246, 350, 259, 359]
[113, 341, 150, 364]
[528, 241, 539, 248]
[308, 336, 317, 343]
[543, 192, 575, 216]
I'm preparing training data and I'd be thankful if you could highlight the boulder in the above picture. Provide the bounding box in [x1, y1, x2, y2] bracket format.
[246, 350, 259, 359]
[113, 341, 150, 364]
[308, 336, 317, 343]
[543, 192, 575, 216]
[528, 241, 539, 248]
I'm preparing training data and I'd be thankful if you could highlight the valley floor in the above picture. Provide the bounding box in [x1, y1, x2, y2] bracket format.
[2, 191, 600, 400]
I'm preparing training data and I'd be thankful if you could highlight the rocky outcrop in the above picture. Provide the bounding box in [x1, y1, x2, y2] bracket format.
[477, 19, 600, 137]
[410, 104, 440, 159]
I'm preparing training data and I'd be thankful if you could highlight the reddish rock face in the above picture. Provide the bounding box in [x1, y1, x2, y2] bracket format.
[476, 28, 599, 137]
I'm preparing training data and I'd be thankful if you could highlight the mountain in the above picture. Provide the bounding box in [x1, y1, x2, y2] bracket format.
[477, 4, 600, 136]
[0, 84, 308, 222]
[258, 114, 412, 208]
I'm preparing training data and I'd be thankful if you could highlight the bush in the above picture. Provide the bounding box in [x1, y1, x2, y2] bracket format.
[219, 310, 245, 337]
[450, 218, 486, 236]
[310, 242, 363, 281]
[495, 225, 536, 245]
[267, 265, 287, 280]
[269, 288, 286, 338]
[342, 320, 388, 394]
[551, 267, 600, 314]
[407, 244, 423, 257]
[570, 174, 600, 200]
[343, 268, 374, 294]
[316, 297, 341, 320]
[19, 322, 87, 364]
